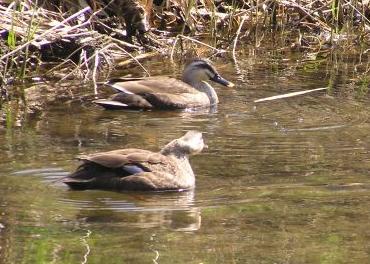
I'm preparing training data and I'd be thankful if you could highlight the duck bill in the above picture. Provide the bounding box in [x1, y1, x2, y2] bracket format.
[212, 74, 235, 87]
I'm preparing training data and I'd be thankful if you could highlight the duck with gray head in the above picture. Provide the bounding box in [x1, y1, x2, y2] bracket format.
[93, 59, 234, 110]
[63, 131, 206, 191]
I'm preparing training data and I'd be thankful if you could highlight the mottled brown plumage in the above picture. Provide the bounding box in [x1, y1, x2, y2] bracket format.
[63, 131, 206, 191]
[93, 59, 234, 110]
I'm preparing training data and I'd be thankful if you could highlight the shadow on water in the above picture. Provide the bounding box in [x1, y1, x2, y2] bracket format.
[0, 50, 370, 263]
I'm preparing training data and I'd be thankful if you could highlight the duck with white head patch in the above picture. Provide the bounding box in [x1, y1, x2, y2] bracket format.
[63, 131, 206, 192]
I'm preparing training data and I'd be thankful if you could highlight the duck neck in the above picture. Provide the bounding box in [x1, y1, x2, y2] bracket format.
[192, 81, 219, 105]
[160, 140, 189, 160]
[171, 153, 194, 179]
[160, 141, 195, 181]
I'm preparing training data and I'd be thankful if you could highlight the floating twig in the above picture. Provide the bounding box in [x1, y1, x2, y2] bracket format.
[254, 87, 328, 103]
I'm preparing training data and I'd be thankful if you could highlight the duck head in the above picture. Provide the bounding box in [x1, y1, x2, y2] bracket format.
[160, 131, 206, 157]
[182, 59, 235, 88]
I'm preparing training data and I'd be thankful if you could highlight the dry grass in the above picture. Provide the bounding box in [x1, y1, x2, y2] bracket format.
[0, 0, 369, 112]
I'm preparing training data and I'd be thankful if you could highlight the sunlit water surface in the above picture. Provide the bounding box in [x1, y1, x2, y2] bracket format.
[0, 51, 369, 263]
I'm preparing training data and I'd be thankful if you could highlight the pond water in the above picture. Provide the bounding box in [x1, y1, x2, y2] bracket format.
[0, 50, 370, 263]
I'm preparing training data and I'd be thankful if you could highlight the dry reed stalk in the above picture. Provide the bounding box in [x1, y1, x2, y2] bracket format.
[170, 34, 226, 61]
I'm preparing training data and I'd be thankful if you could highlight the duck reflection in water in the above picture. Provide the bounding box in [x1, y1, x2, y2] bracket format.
[63, 190, 201, 231]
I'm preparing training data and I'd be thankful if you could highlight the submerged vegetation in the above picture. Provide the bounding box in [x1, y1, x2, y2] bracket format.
[0, 0, 369, 123]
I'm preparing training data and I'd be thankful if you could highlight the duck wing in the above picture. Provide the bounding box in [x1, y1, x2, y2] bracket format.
[117, 171, 189, 191]
[94, 93, 153, 110]
[63, 149, 178, 190]
[102, 77, 206, 109]
[80, 149, 166, 167]
[107, 77, 198, 95]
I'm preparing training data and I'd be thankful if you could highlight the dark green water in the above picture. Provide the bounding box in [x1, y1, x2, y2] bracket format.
[0, 51, 370, 263]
